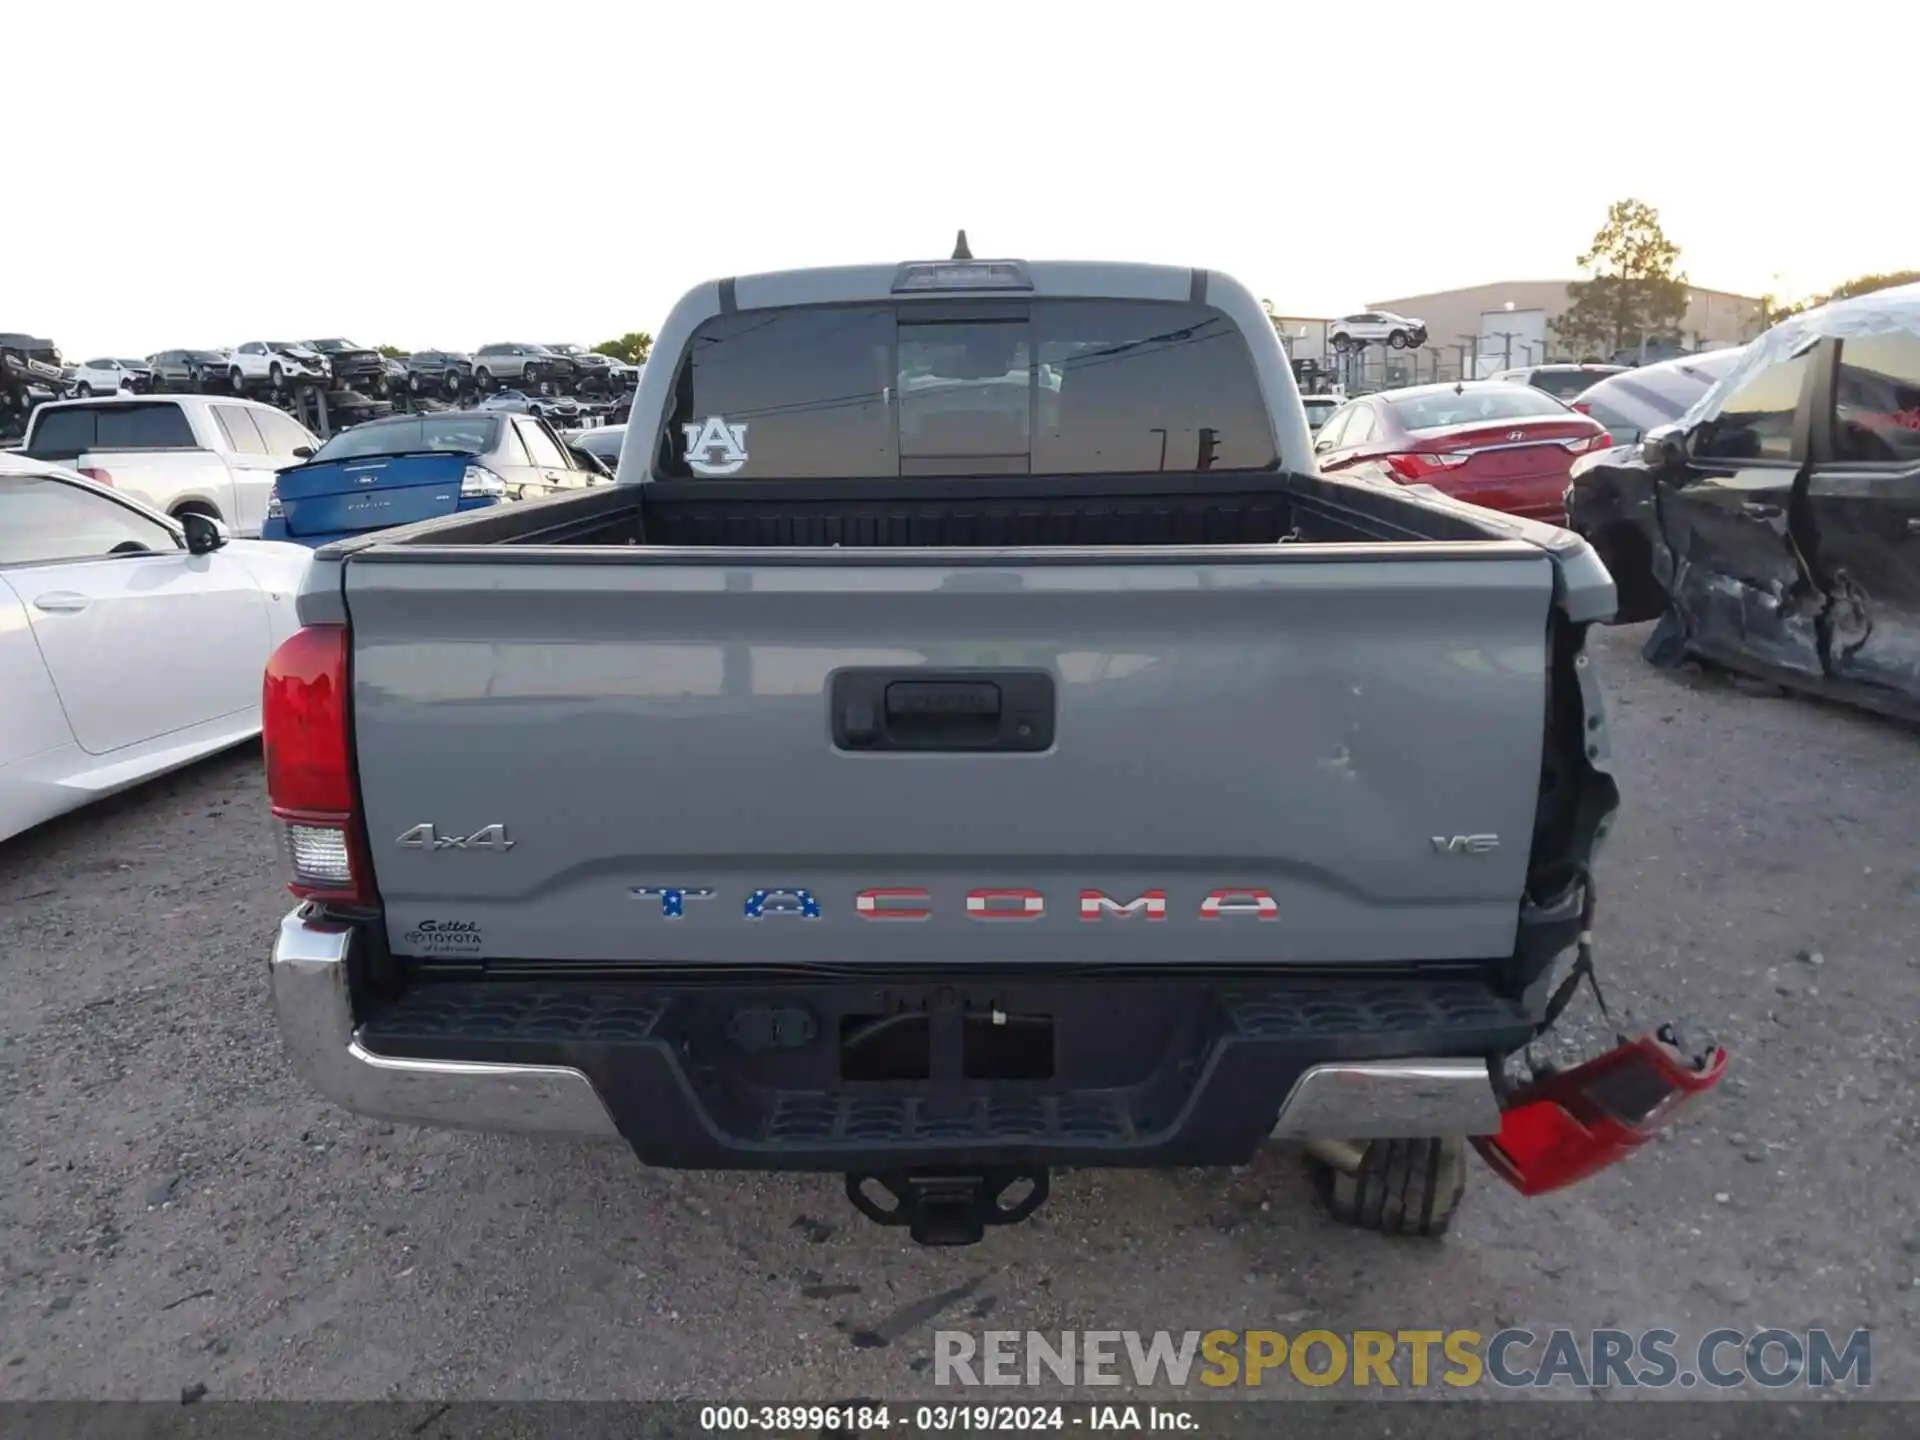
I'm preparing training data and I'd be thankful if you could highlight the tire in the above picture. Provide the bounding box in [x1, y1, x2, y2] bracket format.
[1388, 330, 1409, 349]
[1312, 1136, 1468, 1238]
[475, 366, 493, 389]
[269, 362, 284, 388]
[75, 381, 92, 396]
[1332, 334, 1353, 354]
[230, 367, 246, 392]
[523, 363, 538, 386]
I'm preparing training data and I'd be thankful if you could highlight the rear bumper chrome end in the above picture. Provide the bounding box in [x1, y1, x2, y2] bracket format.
[268, 909, 620, 1139]
[1270, 1059, 1501, 1139]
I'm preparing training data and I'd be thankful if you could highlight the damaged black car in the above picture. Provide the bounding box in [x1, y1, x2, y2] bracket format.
[1567, 283, 1920, 722]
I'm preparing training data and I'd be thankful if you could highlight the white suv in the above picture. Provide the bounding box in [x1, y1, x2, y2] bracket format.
[1328, 311, 1429, 352]
[228, 341, 331, 388]
[71, 358, 155, 395]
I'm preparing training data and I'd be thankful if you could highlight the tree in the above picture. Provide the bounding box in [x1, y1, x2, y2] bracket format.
[595, 332, 653, 365]
[1760, 270, 1920, 327]
[1551, 199, 1690, 359]
[375, 344, 406, 358]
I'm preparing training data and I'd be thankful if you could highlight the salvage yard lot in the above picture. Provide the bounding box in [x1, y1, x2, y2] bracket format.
[2, 621, 1916, 1400]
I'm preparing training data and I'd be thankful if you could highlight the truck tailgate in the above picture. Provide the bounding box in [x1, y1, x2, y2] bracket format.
[344, 548, 1556, 966]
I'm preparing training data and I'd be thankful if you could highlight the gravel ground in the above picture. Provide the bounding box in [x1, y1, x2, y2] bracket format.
[2, 621, 1916, 1404]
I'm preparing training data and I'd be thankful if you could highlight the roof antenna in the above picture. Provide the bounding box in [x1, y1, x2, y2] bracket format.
[952, 229, 973, 260]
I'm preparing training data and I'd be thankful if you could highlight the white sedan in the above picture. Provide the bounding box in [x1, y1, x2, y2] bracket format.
[0, 456, 311, 843]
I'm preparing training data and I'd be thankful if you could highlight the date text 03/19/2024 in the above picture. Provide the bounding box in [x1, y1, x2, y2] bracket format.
[697, 1405, 1194, 1432]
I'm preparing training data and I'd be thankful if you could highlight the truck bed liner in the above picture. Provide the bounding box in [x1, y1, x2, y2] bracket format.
[352, 472, 1521, 553]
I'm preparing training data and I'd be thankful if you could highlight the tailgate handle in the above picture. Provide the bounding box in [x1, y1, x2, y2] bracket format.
[832, 670, 1054, 753]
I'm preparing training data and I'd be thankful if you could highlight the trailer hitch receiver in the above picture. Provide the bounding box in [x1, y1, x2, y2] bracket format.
[846, 1168, 1049, 1246]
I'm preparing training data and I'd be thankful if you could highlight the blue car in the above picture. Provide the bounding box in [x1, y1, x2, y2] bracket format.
[262, 410, 607, 547]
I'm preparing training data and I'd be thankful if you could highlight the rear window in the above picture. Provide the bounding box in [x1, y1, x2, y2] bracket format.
[26, 401, 194, 458]
[1386, 387, 1571, 433]
[575, 426, 624, 462]
[1302, 397, 1340, 431]
[1585, 371, 1716, 437]
[311, 415, 501, 461]
[656, 299, 1278, 479]
[1528, 369, 1609, 399]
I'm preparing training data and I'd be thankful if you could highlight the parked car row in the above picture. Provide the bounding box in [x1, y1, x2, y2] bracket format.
[14, 339, 644, 413]
[1563, 282, 1920, 723]
[261, 409, 615, 547]
[1321, 286, 1920, 726]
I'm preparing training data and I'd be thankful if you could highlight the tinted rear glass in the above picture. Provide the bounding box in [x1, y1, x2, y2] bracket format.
[656, 299, 1277, 479]
[1387, 387, 1571, 432]
[1587, 370, 1714, 431]
[311, 415, 500, 461]
[27, 402, 194, 458]
[1529, 369, 1610, 398]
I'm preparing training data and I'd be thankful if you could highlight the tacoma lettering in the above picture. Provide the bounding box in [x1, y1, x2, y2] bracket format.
[629, 886, 1277, 920]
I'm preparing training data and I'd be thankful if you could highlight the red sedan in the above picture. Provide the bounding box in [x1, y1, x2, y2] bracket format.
[1311, 381, 1613, 521]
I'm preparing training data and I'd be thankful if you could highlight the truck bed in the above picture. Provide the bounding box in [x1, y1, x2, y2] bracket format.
[332, 469, 1554, 553]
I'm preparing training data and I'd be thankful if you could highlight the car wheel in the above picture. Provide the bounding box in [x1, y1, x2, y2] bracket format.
[475, 366, 493, 389]
[1331, 334, 1352, 354]
[268, 362, 284, 388]
[1388, 329, 1409, 349]
[75, 381, 92, 396]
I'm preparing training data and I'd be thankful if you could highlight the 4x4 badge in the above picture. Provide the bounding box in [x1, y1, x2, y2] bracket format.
[397, 823, 515, 852]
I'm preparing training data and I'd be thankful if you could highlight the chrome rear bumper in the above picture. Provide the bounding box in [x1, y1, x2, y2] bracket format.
[269, 909, 620, 1138]
[270, 909, 1504, 1144]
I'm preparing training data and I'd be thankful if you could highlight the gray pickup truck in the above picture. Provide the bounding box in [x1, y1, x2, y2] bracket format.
[263, 246, 1725, 1246]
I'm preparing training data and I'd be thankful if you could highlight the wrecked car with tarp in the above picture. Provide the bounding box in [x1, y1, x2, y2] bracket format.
[1567, 282, 1920, 722]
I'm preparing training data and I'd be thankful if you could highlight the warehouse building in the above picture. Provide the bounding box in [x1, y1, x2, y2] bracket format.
[1361, 279, 1766, 375]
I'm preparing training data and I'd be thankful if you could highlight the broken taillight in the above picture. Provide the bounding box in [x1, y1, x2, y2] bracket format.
[263, 624, 372, 906]
[1473, 1027, 1727, 1197]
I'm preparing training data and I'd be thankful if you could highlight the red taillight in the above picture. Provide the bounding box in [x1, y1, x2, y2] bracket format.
[1473, 1029, 1727, 1197]
[1570, 400, 1593, 415]
[1383, 452, 1469, 482]
[1560, 431, 1611, 454]
[263, 624, 370, 905]
[78, 466, 115, 488]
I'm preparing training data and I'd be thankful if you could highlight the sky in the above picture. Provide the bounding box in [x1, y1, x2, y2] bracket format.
[12, 0, 1913, 359]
